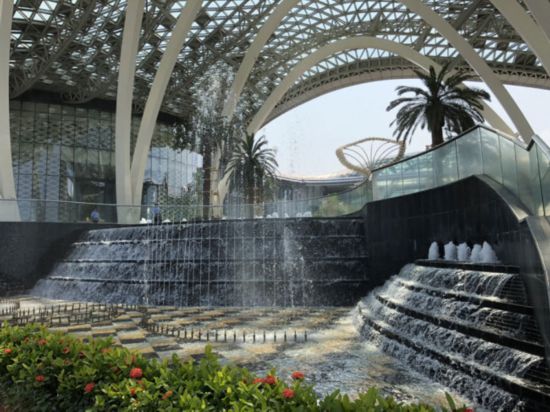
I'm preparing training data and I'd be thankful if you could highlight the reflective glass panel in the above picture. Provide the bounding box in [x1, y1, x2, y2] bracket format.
[456, 128, 482, 178]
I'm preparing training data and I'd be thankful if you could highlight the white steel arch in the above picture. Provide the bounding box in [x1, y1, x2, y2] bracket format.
[115, 0, 145, 223]
[489, 0, 550, 77]
[130, 0, 203, 206]
[0, 0, 20, 221]
[524, 0, 550, 42]
[247, 36, 514, 136]
[222, 0, 300, 118]
[399, 0, 534, 142]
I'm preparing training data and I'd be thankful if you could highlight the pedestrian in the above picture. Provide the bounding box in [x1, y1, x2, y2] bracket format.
[152, 202, 162, 225]
[90, 208, 100, 223]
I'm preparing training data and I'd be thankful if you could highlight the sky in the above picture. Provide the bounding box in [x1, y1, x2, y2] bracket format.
[259, 80, 550, 177]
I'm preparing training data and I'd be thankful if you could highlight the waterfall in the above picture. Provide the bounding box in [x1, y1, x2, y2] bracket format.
[356, 263, 549, 412]
[31, 218, 368, 307]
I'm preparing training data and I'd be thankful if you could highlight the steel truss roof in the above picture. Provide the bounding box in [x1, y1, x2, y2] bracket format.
[9, 0, 549, 125]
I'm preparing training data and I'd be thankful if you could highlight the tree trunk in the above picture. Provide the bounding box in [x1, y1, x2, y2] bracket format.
[431, 124, 444, 147]
[202, 147, 211, 220]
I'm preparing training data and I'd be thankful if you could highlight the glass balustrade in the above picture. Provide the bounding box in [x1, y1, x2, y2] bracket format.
[2, 125, 550, 222]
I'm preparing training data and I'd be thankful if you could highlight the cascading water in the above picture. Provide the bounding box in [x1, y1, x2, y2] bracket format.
[31, 218, 368, 307]
[356, 263, 550, 412]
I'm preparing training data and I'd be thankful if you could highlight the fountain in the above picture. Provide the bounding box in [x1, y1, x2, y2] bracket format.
[31, 218, 368, 307]
[356, 262, 550, 411]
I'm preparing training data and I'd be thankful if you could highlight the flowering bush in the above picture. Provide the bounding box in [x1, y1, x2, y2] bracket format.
[0, 323, 473, 411]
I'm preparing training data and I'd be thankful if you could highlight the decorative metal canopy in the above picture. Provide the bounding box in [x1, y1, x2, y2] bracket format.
[9, 1, 549, 126]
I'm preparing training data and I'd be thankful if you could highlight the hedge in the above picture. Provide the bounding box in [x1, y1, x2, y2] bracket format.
[0, 323, 473, 411]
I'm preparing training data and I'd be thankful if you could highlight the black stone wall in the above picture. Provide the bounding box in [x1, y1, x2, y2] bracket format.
[0, 222, 117, 295]
[362, 175, 550, 367]
[363, 176, 530, 280]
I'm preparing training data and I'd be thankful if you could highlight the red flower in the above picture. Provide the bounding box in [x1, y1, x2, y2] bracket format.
[63, 347, 71, 354]
[282, 388, 295, 399]
[464, 409, 474, 412]
[37, 339, 47, 346]
[84, 382, 95, 393]
[264, 375, 277, 385]
[162, 390, 173, 400]
[3, 348, 12, 355]
[253, 378, 264, 384]
[35, 375, 45, 383]
[291, 371, 304, 380]
[129, 367, 143, 379]
[130, 387, 137, 397]
[79, 351, 86, 359]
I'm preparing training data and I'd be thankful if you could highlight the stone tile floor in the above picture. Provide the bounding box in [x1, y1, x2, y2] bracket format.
[0, 296, 351, 364]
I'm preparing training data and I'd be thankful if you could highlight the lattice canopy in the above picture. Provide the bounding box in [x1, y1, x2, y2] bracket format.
[9, 0, 549, 126]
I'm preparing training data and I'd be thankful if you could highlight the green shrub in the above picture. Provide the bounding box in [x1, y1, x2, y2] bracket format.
[0, 323, 473, 411]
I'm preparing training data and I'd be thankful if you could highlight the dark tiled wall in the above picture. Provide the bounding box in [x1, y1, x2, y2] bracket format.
[362, 176, 528, 281]
[362, 175, 550, 367]
[0, 222, 117, 295]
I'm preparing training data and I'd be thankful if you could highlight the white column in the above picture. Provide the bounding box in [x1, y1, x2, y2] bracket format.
[247, 36, 515, 137]
[524, 0, 550, 42]
[222, 0, 300, 118]
[115, 0, 145, 223]
[130, 0, 203, 205]
[400, 0, 535, 142]
[0, 0, 19, 222]
[490, 0, 550, 76]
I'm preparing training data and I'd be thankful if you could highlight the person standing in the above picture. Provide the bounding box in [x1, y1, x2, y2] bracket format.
[90, 208, 100, 223]
[152, 202, 162, 225]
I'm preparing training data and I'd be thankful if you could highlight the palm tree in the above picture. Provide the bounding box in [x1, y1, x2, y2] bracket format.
[224, 133, 278, 215]
[386, 63, 490, 147]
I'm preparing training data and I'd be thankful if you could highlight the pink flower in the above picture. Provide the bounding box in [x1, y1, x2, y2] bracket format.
[129, 367, 143, 379]
[291, 371, 304, 380]
[3, 348, 12, 355]
[282, 388, 295, 399]
[264, 375, 277, 385]
[84, 382, 95, 393]
[253, 377, 265, 384]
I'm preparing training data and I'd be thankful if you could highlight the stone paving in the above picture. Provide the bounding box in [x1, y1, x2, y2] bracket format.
[0, 296, 352, 364]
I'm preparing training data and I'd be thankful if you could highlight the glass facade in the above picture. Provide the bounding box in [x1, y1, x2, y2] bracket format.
[9, 100, 202, 222]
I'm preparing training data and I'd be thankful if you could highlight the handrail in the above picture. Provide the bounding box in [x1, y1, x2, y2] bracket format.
[370, 124, 525, 174]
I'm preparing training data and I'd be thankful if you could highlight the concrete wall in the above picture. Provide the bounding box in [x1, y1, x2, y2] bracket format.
[0, 222, 117, 295]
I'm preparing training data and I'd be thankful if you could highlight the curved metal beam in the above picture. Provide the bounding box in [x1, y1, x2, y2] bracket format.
[130, 0, 203, 206]
[490, 0, 550, 76]
[0, 0, 19, 221]
[524, 0, 550, 42]
[115, 0, 145, 223]
[222, 0, 300, 118]
[400, 0, 534, 142]
[247, 36, 514, 137]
